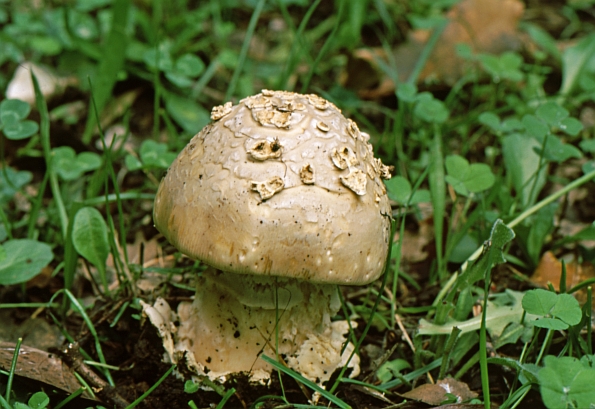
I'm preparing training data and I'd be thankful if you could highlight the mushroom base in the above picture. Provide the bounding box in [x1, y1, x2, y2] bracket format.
[156, 269, 359, 384]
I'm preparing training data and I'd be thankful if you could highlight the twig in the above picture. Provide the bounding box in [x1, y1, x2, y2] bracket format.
[395, 314, 415, 353]
[61, 343, 130, 409]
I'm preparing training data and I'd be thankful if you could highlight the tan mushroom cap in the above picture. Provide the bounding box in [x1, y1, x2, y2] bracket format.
[154, 90, 392, 285]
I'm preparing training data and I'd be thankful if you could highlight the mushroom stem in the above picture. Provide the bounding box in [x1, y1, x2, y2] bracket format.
[151, 90, 391, 385]
[173, 268, 358, 383]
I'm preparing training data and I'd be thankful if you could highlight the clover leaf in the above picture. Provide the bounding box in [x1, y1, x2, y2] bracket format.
[479, 51, 524, 82]
[125, 140, 178, 171]
[0, 99, 39, 140]
[533, 134, 582, 163]
[444, 155, 495, 196]
[413, 92, 449, 124]
[52, 146, 102, 181]
[539, 356, 595, 409]
[0, 167, 33, 203]
[384, 176, 430, 205]
[535, 102, 583, 136]
[522, 289, 582, 330]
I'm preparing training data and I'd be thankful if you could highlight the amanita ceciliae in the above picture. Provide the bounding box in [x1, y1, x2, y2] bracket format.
[145, 90, 392, 385]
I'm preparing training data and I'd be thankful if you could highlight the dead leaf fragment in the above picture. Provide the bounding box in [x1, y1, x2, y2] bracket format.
[0, 342, 94, 400]
[400, 377, 478, 405]
[530, 251, 595, 308]
[530, 251, 592, 290]
[98, 88, 142, 132]
[0, 311, 64, 351]
[395, 214, 433, 264]
[406, 0, 525, 85]
[346, 0, 526, 97]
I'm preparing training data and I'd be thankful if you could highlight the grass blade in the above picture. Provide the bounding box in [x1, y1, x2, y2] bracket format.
[49, 289, 115, 385]
[429, 123, 446, 278]
[224, 0, 266, 100]
[275, 0, 320, 90]
[480, 282, 491, 408]
[31, 72, 68, 239]
[82, 0, 131, 144]
[124, 365, 175, 409]
[260, 354, 351, 409]
[53, 387, 87, 409]
[378, 357, 443, 389]
[215, 387, 236, 409]
[406, 19, 448, 84]
[300, 0, 345, 93]
[4, 337, 22, 404]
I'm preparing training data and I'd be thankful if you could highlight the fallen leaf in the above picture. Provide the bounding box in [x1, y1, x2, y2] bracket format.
[0, 310, 64, 351]
[529, 251, 595, 308]
[0, 342, 94, 400]
[97, 88, 142, 133]
[345, 0, 526, 97]
[400, 377, 477, 405]
[106, 231, 178, 293]
[418, 290, 539, 339]
[395, 215, 433, 264]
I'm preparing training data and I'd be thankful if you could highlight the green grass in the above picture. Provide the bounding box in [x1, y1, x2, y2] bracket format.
[2, 0, 595, 408]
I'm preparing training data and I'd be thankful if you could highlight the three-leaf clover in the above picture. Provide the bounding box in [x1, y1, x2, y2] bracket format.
[522, 289, 581, 330]
[165, 54, 205, 88]
[384, 176, 431, 205]
[479, 112, 523, 134]
[523, 102, 583, 162]
[52, 146, 102, 181]
[0, 167, 33, 203]
[125, 140, 177, 171]
[445, 155, 495, 196]
[142, 41, 205, 88]
[376, 359, 411, 383]
[539, 355, 595, 409]
[479, 51, 524, 83]
[413, 92, 449, 124]
[0, 99, 39, 140]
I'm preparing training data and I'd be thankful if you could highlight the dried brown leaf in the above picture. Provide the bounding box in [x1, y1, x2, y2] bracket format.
[400, 377, 478, 405]
[346, 0, 526, 98]
[396, 215, 433, 264]
[407, 0, 525, 85]
[530, 251, 595, 307]
[0, 342, 94, 400]
[98, 88, 142, 134]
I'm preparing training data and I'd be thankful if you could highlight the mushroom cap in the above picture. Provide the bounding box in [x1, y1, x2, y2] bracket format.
[153, 90, 392, 285]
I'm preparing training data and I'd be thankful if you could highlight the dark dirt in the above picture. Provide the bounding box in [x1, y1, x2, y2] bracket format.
[0, 266, 549, 409]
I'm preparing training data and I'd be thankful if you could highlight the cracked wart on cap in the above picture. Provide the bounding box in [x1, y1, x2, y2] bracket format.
[331, 146, 358, 170]
[154, 90, 392, 285]
[299, 163, 315, 184]
[248, 138, 282, 161]
[340, 168, 367, 196]
[251, 176, 284, 200]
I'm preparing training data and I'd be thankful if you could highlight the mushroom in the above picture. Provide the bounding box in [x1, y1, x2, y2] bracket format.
[150, 90, 392, 385]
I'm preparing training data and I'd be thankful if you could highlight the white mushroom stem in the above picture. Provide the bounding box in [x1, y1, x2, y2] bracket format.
[170, 268, 359, 384]
[150, 90, 391, 385]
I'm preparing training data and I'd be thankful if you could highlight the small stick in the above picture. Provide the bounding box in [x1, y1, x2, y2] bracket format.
[395, 314, 415, 353]
[61, 343, 130, 409]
